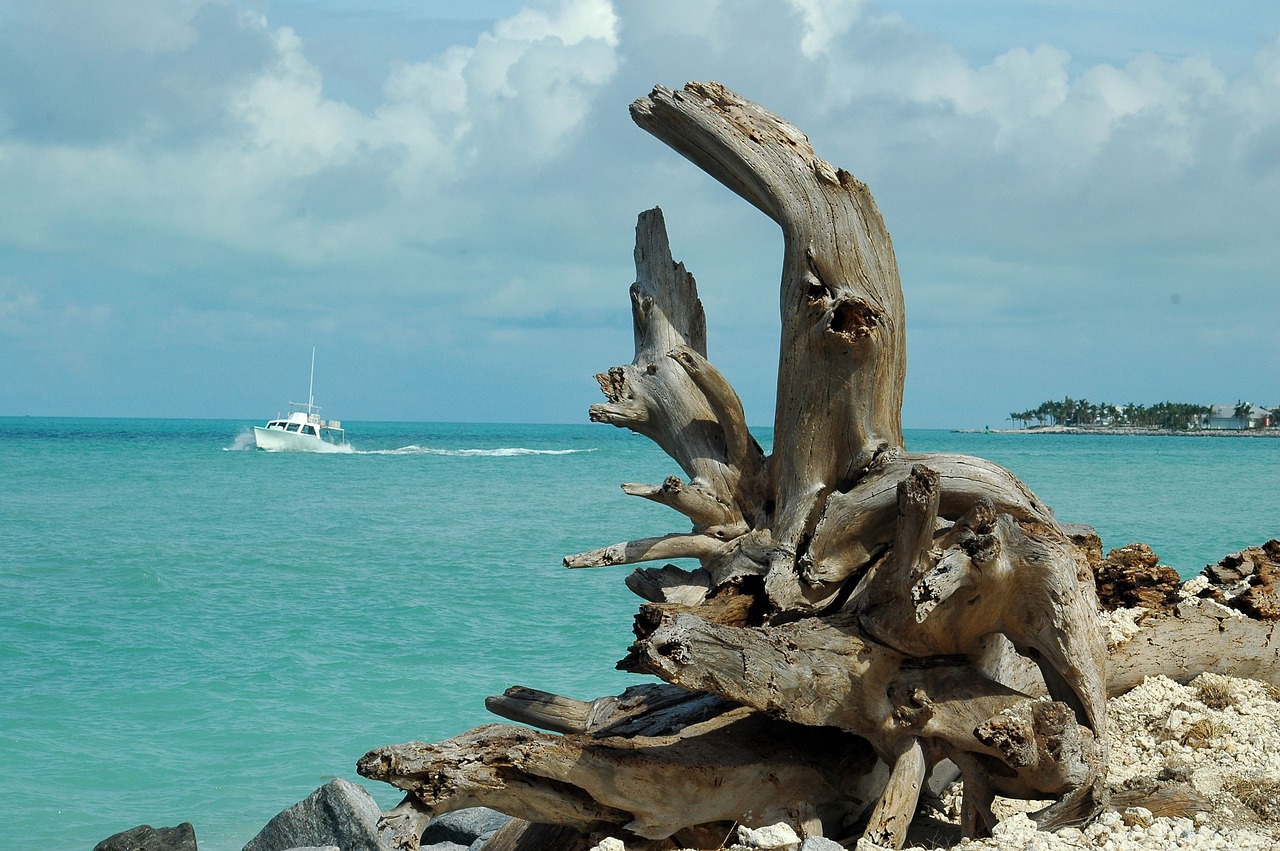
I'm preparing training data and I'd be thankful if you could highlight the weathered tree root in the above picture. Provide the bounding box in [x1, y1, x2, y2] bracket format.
[359, 689, 883, 848]
[622, 600, 1103, 848]
[362, 81, 1122, 850]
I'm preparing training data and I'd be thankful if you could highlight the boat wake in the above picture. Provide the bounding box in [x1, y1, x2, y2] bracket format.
[358, 446, 597, 457]
[286, 441, 355, 454]
[224, 430, 257, 451]
[225, 432, 594, 456]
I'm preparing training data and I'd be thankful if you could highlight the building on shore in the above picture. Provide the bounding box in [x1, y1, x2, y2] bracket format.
[1206, 403, 1274, 430]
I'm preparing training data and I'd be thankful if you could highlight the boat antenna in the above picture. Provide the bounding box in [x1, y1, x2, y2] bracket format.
[308, 346, 316, 412]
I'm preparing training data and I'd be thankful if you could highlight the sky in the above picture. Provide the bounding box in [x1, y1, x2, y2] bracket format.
[1, 0, 1277, 428]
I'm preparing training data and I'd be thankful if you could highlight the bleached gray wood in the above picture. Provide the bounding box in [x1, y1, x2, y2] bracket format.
[624, 604, 1103, 839]
[1107, 596, 1280, 692]
[863, 740, 925, 849]
[801, 450, 1054, 589]
[623, 563, 713, 606]
[578, 82, 1107, 846]
[358, 708, 883, 845]
[361, 81, 1127, 850]
[632, 82, 905, 558]
[589, 207, 761, 532]
[620, 478, 741, 531]
[563, 532, 725, 569]
[378, 795, 433, 851]
[483, 687, 602, 736]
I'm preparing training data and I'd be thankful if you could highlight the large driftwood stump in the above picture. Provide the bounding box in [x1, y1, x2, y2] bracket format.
[361, 82, 1121, 849]
[577, 82, 1107, 845]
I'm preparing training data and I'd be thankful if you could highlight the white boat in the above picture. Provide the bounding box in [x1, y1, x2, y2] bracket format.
[253, 349, 350, 452]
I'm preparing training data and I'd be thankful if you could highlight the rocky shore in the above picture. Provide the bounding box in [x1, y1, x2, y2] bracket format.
[955, 425, 1280, 437]
[93, 541, 1280, 851]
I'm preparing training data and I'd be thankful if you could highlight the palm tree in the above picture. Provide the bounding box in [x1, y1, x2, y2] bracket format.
[1233, 400, 1253, 430]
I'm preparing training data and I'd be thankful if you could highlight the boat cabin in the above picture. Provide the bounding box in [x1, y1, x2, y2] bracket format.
[262, 410, 344, 443]
[265, 411, 325, 437]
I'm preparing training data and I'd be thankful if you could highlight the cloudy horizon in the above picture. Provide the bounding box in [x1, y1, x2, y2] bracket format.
[2, 0, 1277, 428]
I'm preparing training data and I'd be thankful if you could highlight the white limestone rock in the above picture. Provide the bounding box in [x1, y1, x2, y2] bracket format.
[734, 822, 801, 849]
[588, 838, 626, 851]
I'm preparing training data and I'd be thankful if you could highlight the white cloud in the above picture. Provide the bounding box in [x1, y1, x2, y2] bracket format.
[378, 16, 618, 177]
[787, 0, 872, 57]
[0, 0, 622, 270]
[495, 0, 619, 47]
[230, 24, 367, 167]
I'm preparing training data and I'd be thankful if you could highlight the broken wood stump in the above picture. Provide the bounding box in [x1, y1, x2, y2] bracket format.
[355, 82, 1276, 850]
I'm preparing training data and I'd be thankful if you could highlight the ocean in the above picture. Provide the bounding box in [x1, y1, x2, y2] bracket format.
[2, 418, 1276, 850]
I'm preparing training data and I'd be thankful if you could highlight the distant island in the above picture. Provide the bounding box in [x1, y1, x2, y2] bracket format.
[975, 397, 1278, 434]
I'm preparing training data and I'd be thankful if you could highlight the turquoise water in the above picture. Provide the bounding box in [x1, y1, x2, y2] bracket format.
[2, 419, 1276, 850]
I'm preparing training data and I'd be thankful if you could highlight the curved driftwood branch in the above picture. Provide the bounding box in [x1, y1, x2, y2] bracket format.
[845, 465, 1107, 736]
[632, 82, 906, 551]
[570, 82, 1106, 847]
[801, 450, 1055, 587]
[666, 346, 764, 489]
[620, 478, 743, 533]
[588, 208, 755, 531]
[563, 533, 727, 570]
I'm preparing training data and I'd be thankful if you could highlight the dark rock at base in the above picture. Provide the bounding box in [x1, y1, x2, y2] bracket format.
[1210, 540, 1280, 621]
[243, 779, 386, 851]
[422, 808, 511, 847]
[1094, 543, 1181, 611]
[479, 819, 590, 851]
[93, 823, 197, 851]
[1062, 523, 1104, 573]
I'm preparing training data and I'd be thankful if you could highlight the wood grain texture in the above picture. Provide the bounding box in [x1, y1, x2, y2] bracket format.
[356, 82, 1150, 850]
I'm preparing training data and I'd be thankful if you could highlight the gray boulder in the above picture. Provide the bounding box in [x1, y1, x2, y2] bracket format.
[243, 779, 386, 851]
[93, 823, 197, 851]
[799, 838, 845, 851]
[421, 808, 510, 847]
[466, 832, 499, 851]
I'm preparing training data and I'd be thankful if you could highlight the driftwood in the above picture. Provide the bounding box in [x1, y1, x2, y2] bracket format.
[586, 81, 1105, 845]
[358, 81, 1277, 849]
[1099, 540, 1280, 692]
[360, 685, 881, 850]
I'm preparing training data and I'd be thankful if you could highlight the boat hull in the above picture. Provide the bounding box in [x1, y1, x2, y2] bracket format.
[253, 426, 350, 453]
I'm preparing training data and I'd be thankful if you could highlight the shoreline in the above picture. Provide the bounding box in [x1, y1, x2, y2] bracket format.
[955, 425, 1280, 438]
